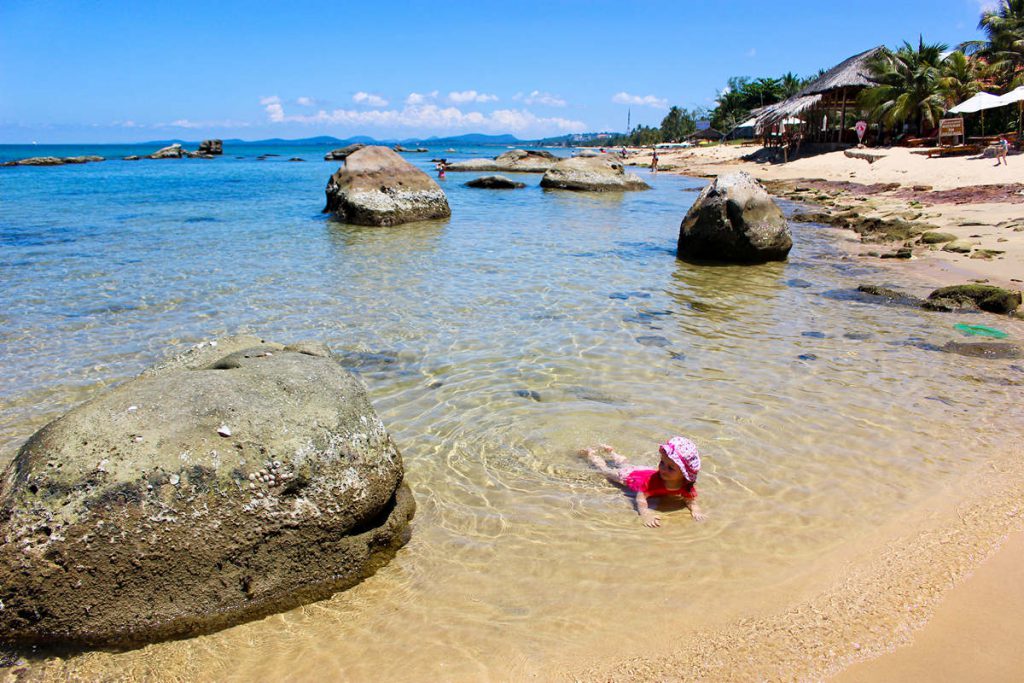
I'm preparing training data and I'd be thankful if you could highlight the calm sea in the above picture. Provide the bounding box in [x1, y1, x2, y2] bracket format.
[1, 141, 1022, 680]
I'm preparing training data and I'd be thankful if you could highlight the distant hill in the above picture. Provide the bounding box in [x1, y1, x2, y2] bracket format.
[419, 133, 521, 145]
[136, 133, 527, 147]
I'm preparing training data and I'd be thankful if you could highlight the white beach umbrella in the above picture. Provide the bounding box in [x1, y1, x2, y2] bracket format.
[948, 92, 1004, 136]
[996, 86, 1024, 136]
[948, 92, 1002, 113]
[996, 85, 1024, 105]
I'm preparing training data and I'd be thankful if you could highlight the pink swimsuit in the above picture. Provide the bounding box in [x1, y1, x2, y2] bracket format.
[622, 468, 697, 500]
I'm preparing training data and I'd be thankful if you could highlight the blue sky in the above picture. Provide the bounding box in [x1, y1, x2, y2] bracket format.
[0, 0, 994, 143]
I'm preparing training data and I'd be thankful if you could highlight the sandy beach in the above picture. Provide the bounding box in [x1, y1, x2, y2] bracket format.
[631, 142, 1024, 291]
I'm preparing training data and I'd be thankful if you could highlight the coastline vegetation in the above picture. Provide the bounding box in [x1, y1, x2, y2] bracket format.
[590, 1, 1024, 147]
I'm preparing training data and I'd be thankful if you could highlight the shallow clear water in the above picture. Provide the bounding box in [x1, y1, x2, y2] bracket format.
[1, 144, 1022, 680]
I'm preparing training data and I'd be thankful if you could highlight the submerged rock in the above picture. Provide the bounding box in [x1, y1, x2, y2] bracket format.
[539, 156, 649, 192]
[926, 284, 1022, 314]
[677, 172, 792, 263]
[465, 175, 526, 189]
[856, 284, 925, 307]
[938, 341, 1023, 359]
[0, 336, 415, 648]
[323, 146, 450, 226]
[446, 149, 558, 173]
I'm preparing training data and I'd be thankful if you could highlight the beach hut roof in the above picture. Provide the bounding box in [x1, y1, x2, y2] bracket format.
[688, 127, 725, 140]
[794, 46, 887, 97]
[753, 46, 884, 131]
[754, 94, 822, 131]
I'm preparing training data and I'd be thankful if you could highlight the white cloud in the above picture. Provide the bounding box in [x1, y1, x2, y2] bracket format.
[259, 96, 583, 135]
[260, 95, 285, 122]
[611, 92, 668, 108]
[353, 92, 389, 107]
[405, 90, 439, 105]
[516, 90, 567, 107]
[112, 120, 140, 128]
[296, 96, 317, 107]
[447, 90, 498, 104]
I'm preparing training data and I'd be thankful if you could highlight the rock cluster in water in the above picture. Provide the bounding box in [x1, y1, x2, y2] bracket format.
[858, 283, 1023, 315]
[540, 156, 649, 192]
[446, 149, 558, 173]
[678, 172, 792, 263]
[323, 145, 450, 226]
[1, 156, 104, 167]
[0, 336, 415, 648]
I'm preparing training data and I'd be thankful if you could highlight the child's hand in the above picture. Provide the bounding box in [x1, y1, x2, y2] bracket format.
[691, 510, 707, 523]
[641, 511, 661, 528]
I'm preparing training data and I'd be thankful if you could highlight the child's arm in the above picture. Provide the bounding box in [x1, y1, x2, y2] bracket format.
[635, 491, 660, 528]
[686, 498, 707, 523]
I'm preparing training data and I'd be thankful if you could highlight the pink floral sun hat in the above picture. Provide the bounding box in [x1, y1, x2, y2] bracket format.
[660, 436, 701, 482]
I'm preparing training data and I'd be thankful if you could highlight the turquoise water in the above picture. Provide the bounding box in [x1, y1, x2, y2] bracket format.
[2, 143, 1023, 680]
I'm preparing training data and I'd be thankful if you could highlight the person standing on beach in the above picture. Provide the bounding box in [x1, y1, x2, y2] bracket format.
[650, 149, 659, 173]
[995, 137, 1009, 166]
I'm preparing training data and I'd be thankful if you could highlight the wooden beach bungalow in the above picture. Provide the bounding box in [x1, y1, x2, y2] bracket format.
[755, 46, 885, 147]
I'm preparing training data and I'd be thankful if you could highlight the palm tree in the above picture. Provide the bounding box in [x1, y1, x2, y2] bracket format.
[963, 0, 1024, 89]
[860, 37, 949, 135]
[779, 72, 805, 98]
[939, 51, 986, 109]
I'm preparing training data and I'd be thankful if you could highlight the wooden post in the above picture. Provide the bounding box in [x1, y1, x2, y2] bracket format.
[839, 88, 847, 144]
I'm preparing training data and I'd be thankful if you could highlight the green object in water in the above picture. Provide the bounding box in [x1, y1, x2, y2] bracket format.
[954, 323, 1009, 339]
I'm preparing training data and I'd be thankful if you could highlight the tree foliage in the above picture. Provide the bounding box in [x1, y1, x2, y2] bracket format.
[964, 0, 1024, 89]
[859, 37, 949, 134]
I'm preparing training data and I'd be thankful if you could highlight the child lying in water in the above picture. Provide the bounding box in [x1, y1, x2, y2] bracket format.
[580, 437, 705, 527]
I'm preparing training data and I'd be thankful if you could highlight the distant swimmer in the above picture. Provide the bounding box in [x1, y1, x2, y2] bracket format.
[580, 436, 704, 527]
[436, 159, 447, 179]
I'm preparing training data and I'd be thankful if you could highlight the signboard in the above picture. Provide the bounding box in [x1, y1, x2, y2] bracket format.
[939, 117, 965, 143]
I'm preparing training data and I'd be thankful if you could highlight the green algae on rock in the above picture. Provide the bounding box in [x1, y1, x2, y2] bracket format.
[927, 285, 1022, 315]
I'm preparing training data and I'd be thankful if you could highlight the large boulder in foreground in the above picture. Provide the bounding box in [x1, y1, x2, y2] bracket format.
[677, 172, 792, 263]
[0, 336, 415, 648]
[323, 145, 450, 226]
[539, 156, 649, 192]
[446, 149, 558, 173]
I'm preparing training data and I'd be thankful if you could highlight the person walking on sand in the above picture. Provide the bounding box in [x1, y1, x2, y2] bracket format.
[580, 437, 705, 527]
[995, 137, 1009, 166]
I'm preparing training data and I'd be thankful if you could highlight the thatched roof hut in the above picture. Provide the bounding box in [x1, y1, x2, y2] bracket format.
[688, 127, 725, 141]
[755, 46, 885, 141]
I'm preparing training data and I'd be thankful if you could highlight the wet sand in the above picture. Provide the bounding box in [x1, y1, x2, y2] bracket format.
[577, 447, 1024, 681]
[834, 530, 1024, 683]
